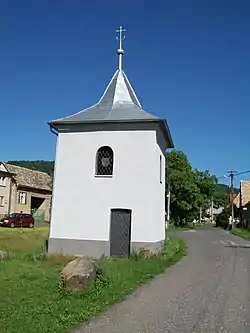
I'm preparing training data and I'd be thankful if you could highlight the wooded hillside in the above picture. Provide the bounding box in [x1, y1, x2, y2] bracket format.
[216, 183, 239, 196]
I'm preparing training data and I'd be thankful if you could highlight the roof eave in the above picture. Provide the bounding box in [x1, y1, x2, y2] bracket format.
[48, 122, 59, 135]
[160, 119, 174, 149]
[17, 183, 52, 192]
[0, 162, 16, 177]
[49, 117, 162, 127]
[49, 118, 174, 148]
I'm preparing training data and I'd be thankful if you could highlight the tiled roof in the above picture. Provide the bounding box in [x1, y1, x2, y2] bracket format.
[232, 192, 240, 208]
[240, 181, 250, 206]
[229, 193, 238, 202]
[3, 163, 52, 191]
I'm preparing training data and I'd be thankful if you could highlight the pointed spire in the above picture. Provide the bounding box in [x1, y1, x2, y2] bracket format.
[116, 26, 126, 70]
[98, 69, 142, 108]
[48, 26, 174, 148]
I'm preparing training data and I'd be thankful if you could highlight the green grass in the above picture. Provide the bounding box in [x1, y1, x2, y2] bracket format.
[230, 228, 250, 240]
[0, 226, 49, 252]
[0, 227, 186, 333]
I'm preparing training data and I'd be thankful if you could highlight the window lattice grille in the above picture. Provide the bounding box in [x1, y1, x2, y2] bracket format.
[96, 146, 114, 176]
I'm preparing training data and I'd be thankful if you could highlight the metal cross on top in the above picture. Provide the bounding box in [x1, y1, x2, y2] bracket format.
[116, 26, 126, 50]
[116, 26, 126, 70]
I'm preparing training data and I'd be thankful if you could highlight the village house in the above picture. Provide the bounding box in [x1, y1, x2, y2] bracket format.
[229, 181, 250, 228]
[238, 181, 250, 228]
[205, 206, 224, 223]
[0, 163, 52, 221]
[230, 192, 240, 207]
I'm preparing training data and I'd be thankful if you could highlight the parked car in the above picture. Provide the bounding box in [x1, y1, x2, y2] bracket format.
[0, 213, 35, 228]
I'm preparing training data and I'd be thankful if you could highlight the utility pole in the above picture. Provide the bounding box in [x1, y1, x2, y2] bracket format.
[228, 171, 237, 225]
[165, 160, 171, 229]
[217, 169, 250, 227]
[226, 170, 250, 225]
[199, 206, 202, 223]
[166, 190, 171, 228]
[211, 197, 213, 223]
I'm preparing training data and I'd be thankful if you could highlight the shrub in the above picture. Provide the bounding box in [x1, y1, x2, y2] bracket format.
[216, 210, 230, 229]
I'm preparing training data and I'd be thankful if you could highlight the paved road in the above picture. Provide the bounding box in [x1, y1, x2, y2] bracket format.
[71, 228, 250, 333]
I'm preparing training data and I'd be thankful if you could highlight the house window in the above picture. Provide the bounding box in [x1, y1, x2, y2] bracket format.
[160, 155, 162, 184]
[0, 176, 6, 186]
[95, 146, 114, 176]
[0, 196, 4, 206]
[18, 192, 27, 205]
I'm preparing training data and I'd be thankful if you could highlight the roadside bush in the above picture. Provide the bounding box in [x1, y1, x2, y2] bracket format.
[216, 210, 230, 229]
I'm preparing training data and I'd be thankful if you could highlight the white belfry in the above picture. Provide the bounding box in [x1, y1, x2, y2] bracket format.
[48, 26, 174, 258]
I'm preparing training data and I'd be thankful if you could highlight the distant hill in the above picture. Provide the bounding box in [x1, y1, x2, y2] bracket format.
[213, 183, 239, 208]
[7, 160, 54, 177]
[216, 183, 239, 195]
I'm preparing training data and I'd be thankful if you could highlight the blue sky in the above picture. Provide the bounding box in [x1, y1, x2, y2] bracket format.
[1, 0, 249, 186]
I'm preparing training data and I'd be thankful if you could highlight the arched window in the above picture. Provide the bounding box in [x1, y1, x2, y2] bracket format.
[96, 146, 114, 176]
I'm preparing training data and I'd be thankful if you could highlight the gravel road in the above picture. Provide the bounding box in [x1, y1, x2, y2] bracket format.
[71, 228, 250, 333]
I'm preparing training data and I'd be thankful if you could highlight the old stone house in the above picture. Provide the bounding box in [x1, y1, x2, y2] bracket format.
[238, 181, 250, 227]
[230, 181, 250, 227]
[0, 163, 52, 221]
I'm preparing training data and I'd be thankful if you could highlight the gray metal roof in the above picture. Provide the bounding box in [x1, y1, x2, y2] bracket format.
[49, 69, 159, 125]
[48, 68, 174, 148]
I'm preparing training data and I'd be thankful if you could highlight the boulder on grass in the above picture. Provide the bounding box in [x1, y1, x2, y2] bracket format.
[0, 250, 9, 260]
[137, 246, 155, 259]
[60, 257, 96, 292]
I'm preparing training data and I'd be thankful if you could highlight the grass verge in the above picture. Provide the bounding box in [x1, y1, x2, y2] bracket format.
[0, 227, 186, 333]
[230, 228, 250, 240]
[0, 226, 49, 252]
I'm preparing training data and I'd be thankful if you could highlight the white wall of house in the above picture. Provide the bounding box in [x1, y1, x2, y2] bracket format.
[12, 188, 51, 219]
[50, 129, 166, 244]
[0, 172, 11, 216]
[0, 163, 52, 219]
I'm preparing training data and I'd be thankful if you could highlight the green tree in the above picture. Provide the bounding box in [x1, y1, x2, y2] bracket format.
[166, 151, 219, 225]
[166, 150, 200, 225]
[213, 190, 228, 208]
[193, 169, 217, 211]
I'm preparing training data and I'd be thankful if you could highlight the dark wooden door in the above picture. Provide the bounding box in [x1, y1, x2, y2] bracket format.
[110, 209, 132, 257]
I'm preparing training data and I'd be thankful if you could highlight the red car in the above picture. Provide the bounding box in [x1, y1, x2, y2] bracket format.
[0, 213, 35, 228]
